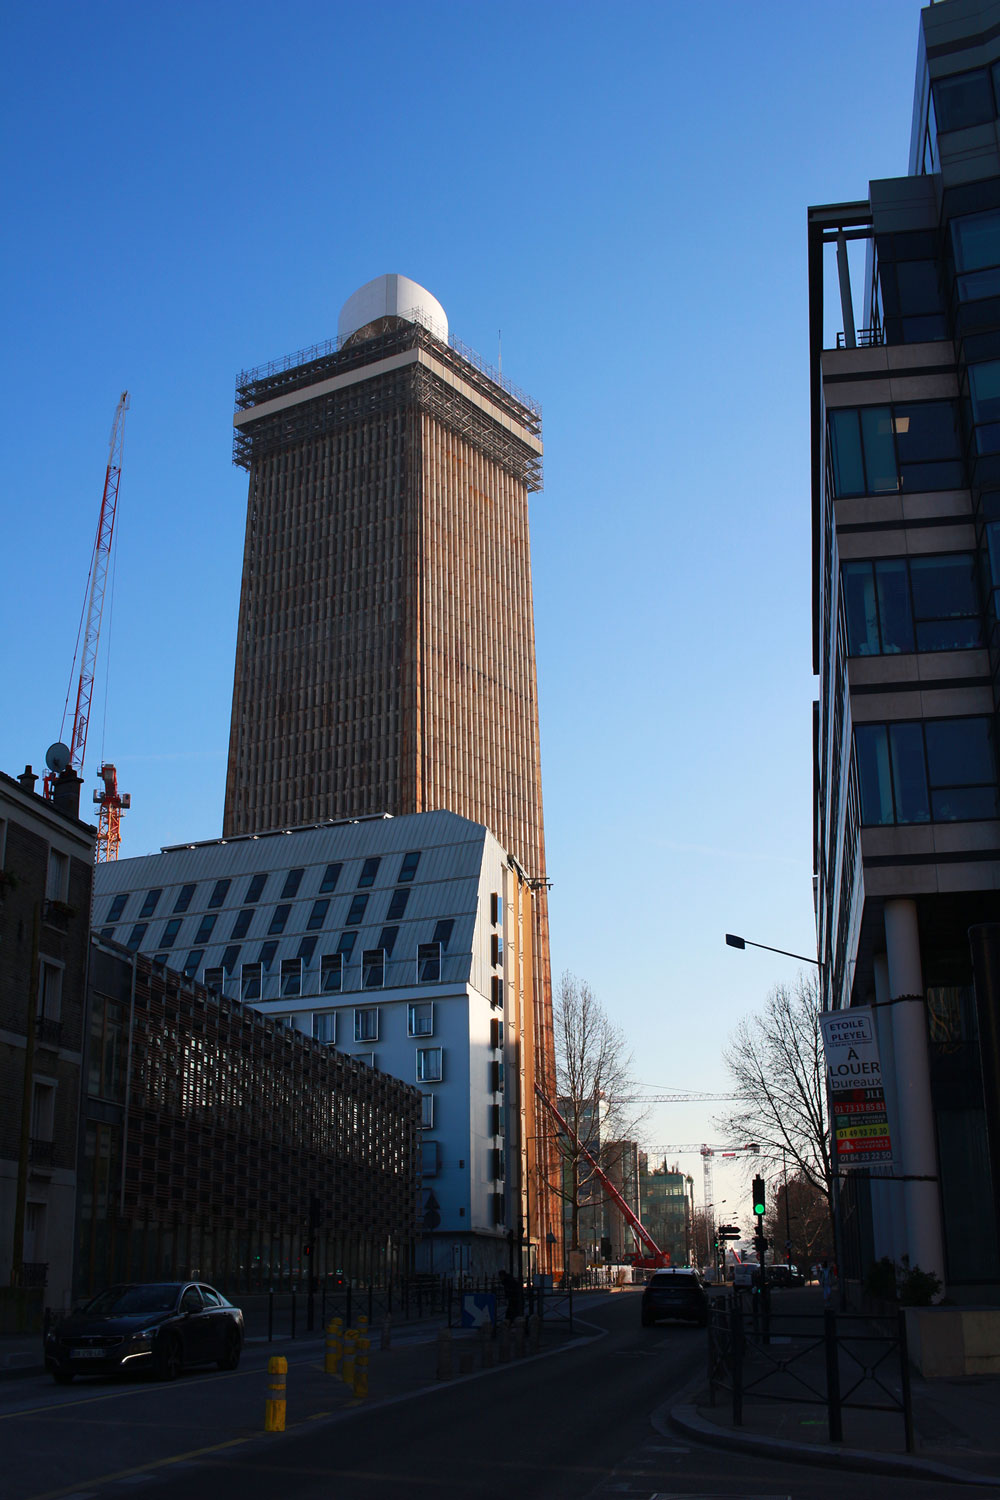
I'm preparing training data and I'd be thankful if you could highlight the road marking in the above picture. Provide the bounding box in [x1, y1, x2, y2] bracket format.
[25, 1436, 251, 1500]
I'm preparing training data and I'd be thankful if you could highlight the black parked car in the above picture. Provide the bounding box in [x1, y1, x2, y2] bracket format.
[45, 1282, 244, 1384]
[641, 1268, 710, 1328]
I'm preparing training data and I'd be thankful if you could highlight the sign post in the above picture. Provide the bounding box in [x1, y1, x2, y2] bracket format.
[820, 1008, 893, 1175]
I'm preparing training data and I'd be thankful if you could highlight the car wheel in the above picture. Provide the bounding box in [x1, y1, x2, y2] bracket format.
[217, 1328, 242, 1371]
[52, 1369, 74, 1385]
[154, 1334, 182, 1381]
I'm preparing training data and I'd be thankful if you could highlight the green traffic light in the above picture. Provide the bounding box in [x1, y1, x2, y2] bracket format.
[752, 1175, 766, 1217]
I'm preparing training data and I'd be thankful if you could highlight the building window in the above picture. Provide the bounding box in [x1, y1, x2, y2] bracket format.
[355, 1051, 376, 1069]
[842, 555, 982, 656]
[491, 975, 504, 1008]
[193, 913, 217, 945]
[220, 944, 241, 973]
[173, 884, 197, 914]
[321, 954, 343, 993]
[490, 1059, 504, 1092]
[855, 717, 999, 825]
[355, 1007, 379, 1042]
[183, 950, 203, 978]
[106, 893, 128, 923]
[312, 1011, 336, 1045]
[204, 967, 225, 994]
[408, 1002, 434, 1037]
[362, 950, 385, 989]
[417, 942, 441, 983]
[160, 917, 182, 948]
[241, 962, 262, 1001]
[432, 918, 454, 949]
[138, 888, 162, 919]
[345, 894, 369, 925]
[245, 872, 268, 903]
[421, 1140, 440, 1178]
[46, 849, 69, 902]
[398, 851, 420, 882]
[231, 908, 253, 940]
[281, 958, 302, 998]
[307, 899, 330, 930]
[126, 923, 148, 951]
[377, 925, 399, 957]
[951, 207, 1000, 303]
[490, 891, 500, 925]
[357, 858, 380, 888]
[268, 904, 291, 935]
[280, 868, 304, 900]
[421, 1092, 435, 1128]
[297, 935, 318, 966]
[827, 401, 962, 497]
[337, 931, 358, 963]
[416, 1047, 443, 1082]
[933, 68, 995, 134]
[38, 960, 62, 1020]
[259, 940, 278, 970]
[320, 863, 342, 893]
[386, 888, 409, 920]
[491, 932, 504, 966]
[490, 1017, 502, 1050]
[208, 878, 231, 908]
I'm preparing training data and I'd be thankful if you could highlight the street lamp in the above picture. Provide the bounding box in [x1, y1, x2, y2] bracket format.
[725, 933, 821, 969]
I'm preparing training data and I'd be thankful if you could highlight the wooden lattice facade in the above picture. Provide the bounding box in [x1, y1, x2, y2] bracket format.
[224, 311, 560, 1268]
[76, 940, 421, 1296]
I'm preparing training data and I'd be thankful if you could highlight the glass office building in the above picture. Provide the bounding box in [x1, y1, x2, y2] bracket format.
[810, 0, 1000, 1298]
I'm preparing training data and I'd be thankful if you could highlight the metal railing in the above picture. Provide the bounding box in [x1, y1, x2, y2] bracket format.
[708, 1293, 913, 1451]
[836, 326, 885, 349]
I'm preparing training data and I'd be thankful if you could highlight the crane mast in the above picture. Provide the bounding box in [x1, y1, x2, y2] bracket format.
[55, 392, 131, 859]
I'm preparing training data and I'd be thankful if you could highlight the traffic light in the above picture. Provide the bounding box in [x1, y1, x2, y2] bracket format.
[752, 1176, 766, 1217]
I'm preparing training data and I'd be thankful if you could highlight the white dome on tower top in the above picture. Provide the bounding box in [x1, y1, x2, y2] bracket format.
[338, 274, 448, 345]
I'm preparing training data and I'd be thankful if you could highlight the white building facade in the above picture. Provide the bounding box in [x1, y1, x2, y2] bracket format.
[93, 810, 539, 1276]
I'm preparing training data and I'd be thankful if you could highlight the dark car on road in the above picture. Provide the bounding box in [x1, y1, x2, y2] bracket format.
[45, 1282, 244, 1384]
[641, 1268, 710, 1327]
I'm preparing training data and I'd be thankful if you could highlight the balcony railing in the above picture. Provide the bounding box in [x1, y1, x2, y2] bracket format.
[35, 1017, 62, 1048]
[836, 326, 885, 349]
[28, 1137, 54, 1168]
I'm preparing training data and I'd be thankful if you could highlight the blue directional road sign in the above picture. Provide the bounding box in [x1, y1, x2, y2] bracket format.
[461, 1293, 496, 1328]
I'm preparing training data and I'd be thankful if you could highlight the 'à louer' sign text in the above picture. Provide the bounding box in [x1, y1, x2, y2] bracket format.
[819, 1007, 893, 1172]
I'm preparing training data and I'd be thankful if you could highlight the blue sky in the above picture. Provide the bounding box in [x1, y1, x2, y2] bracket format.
[0, 0, 924, 1226]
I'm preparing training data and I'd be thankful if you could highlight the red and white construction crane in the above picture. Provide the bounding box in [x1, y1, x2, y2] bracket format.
[52, 392, 131, 860]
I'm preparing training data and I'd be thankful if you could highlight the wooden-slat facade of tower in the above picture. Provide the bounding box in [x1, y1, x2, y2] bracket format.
[224, 316, 559, 1269]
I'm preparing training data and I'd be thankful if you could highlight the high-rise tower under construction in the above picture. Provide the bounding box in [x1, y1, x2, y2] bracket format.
[224, 273, 557, 1255]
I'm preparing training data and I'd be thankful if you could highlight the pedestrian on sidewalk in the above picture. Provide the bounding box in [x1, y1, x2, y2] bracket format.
[499, 1270, 523, 1322]
[820, 1259, 834, 1308]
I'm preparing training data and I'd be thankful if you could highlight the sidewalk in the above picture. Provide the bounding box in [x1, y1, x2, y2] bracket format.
[670, 1288, 1000, 1488]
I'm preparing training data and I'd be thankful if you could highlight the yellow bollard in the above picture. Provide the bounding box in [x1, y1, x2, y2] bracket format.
[264, 1355, 287, 1432]
[354, 1336, 370, 1399]
[325, 1316, 343, 1376]
[342, 1328, 357, 1388]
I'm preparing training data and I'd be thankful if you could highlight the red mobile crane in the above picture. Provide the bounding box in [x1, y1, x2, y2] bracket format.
[50, 393, 131, 860]
[534, 1085, 671, 1268]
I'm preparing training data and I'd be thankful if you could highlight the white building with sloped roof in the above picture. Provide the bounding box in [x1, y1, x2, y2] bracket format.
[93, 809, 539, 1277]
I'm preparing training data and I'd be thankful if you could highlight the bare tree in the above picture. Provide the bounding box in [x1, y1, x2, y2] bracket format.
[551, 972, 637, 1256]
[715, 973, 832, 1226]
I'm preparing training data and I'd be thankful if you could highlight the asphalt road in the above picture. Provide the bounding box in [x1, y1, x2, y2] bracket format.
[1, 1290, 993, 1500]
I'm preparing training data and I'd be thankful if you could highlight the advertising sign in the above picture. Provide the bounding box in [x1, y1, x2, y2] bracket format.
[820, 1007, 893, 1173]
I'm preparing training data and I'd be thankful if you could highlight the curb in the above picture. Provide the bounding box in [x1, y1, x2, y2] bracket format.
[662, 1394, 1000, 1489]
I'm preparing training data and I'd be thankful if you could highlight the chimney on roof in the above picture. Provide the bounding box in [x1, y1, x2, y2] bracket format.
[17, 766, 37, 793]
[51, 768, 83, 821]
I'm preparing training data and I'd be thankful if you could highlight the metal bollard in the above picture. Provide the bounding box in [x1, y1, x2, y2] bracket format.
[480, 1322, 495, 1368]
[512, 1315, 526, 1358]
[342, 1329, 358, 1388]
[325, 1316, 343, 1376]
[356, 1313, 369, 1341]
[380, 1314, 392, 1350]
[264, 1355, 287, 1432]
[497, 1321, 511, 1363]
[527, 1312, 540, 1355]
[436, 1325, 453, 1380]
[354, 1336, 370, 1399]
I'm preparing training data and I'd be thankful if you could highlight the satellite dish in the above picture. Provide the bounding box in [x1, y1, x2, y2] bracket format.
[45, 742, 71, 774]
